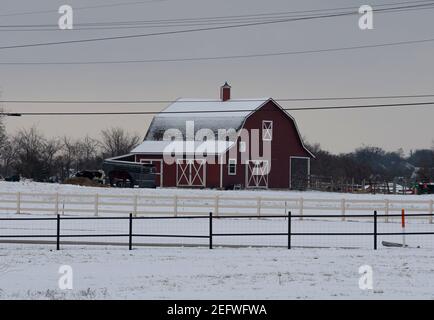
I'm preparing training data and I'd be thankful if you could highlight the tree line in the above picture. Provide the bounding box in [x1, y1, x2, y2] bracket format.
[0, 120, 140, 181]
[305, 142, 434, 184]
[0, 115, 433, 183]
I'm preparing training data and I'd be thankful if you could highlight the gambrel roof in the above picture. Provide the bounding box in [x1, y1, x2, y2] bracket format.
[138, 97, 314, 158]
[144, 98, 270, 140]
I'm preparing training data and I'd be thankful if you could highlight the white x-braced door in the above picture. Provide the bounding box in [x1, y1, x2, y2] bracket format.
[246, 160, 269, 188]
[176, 159, 206, 187]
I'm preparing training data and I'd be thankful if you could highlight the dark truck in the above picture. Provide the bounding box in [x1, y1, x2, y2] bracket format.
[414, 182, 434, 195]
[102, 159, 156, 188]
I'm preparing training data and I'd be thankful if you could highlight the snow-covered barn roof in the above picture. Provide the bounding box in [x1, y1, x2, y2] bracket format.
[131, 140, 235, 155]
[144, 98, 270, 140]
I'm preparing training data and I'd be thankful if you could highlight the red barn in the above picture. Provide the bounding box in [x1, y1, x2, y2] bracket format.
[104, 83, 314, 189]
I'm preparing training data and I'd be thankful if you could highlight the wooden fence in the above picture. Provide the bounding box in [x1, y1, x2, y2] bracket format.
[0, 191, 432, 223]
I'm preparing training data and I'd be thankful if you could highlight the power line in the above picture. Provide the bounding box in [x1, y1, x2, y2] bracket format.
[1, 0, 433, 31]
[0, 3, 431, 51]
[2, 93, 434, 104]
[2, 5, 433, 32]
[3, 101, 434, 116]
[0, 0, 167, 18]
[1, 0, 432, 28]
[1, 36, 433, 66]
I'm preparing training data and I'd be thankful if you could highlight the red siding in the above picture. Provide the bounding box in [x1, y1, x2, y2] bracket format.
[134, 100, 312, 189]
[221, 100, 311, 189]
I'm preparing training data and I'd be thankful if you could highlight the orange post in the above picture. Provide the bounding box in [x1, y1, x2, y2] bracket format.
[401, 209, 406, 228]
[401, 209, 406, 247]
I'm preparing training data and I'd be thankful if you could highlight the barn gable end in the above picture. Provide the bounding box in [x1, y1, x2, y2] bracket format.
[104, 83, 314, 189]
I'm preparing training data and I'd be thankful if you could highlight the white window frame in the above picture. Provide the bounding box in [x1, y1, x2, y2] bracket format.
[228, 158, 237, 175]
[262, 120, 273, 141]
[239, 141, 246, 153]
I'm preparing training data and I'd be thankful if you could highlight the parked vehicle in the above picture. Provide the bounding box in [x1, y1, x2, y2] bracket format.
[74, 170, 105, 184]
[5, 175, 20, 182]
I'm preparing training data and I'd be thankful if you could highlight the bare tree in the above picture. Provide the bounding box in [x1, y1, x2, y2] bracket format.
[100, 127, 140, 158]
[1, 138, 17, 177]
[0, 111, 10, 176]
[0, 110, 6, 150]
[60, 136, 81, 179]
[78, 135, 101, 166]
[41, 137, 62, 179]
[13, 127, 45, 180]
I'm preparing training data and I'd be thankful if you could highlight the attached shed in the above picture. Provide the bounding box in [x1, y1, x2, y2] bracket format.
[105, 83, 314, 189]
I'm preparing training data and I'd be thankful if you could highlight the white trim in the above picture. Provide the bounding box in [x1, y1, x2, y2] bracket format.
[289, 156, 311, 189]
[239, 141, 246, 152]
[245, 160, 269, 189]
[228, 158, 237, 175]
[262, 120, 273, 141]
[219, 154, 223, 189]
[176, 159, 206, 187]
[139, 159, 163, 187]
[237, 98, 315, 158]
[105, 153, 135, 162]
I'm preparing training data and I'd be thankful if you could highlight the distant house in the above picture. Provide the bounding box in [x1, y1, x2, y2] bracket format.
[104, 83, 314, 189]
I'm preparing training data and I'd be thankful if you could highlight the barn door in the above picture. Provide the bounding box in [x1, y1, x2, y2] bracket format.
[246, 160, 269, 189]
[290, 157, 310, 190]
[176, 159, 206, 187]
[139, 159, 162, 187]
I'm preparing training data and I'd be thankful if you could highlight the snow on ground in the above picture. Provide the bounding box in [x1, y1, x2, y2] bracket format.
[1, 180, 433, 201]
[0, 182, 433, 299]
[0, 181, 432, 218]
[1, 245, 434, 299]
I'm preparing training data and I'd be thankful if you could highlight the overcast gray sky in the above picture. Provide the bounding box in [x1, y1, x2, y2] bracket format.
[1, 0, 433, 154]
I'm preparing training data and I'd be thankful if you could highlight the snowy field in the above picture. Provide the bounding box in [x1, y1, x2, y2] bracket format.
[2, 181, 433, 201]
[1, 245, 434, 299]
[0, 181, 433, 299]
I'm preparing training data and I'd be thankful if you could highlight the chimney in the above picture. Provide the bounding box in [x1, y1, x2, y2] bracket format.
[220, 82, 231, 101]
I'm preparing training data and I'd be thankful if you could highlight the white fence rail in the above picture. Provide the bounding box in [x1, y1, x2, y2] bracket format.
[0, 191, 433, 223]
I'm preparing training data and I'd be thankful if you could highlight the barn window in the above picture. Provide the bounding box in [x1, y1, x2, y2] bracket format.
[239, 141, 246, 152]
[262, 120, 273, 141]
[228, 159, 237, 175]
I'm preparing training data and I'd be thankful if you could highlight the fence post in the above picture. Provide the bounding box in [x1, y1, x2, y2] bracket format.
[129, 213, 133, 250]
[209, 212, 213, 250]
[56, 214, 60, 251]
[214, 195, 219, 217]
[55, 193, 59, 215]
[174, 195, 178, 217]
[288, 211, 291, 250]
[341, 199, 346, 221]
[94, 194, 99, 217]
[385, 199, 389, 223]
[299, 197, 303, 220]
[429, 200, 433, 224]
[257, 197, 261, 217]
[16, 192, 21, 214]
[133, 195, 138, 217]
[374, 210, 377, 250]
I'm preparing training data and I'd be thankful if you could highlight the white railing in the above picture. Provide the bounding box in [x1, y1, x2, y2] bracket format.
[0, 191, 432, 223]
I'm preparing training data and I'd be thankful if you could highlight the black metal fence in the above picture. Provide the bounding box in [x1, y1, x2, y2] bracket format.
[0, 211, 433, 250]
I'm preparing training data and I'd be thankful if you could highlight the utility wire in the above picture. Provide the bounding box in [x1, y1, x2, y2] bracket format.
[0, 0, 167, 18]
[0, 3, 431, 51]
[3, 101, 434, 116]
[1, 1, 434, 31]
[1, 0, 432, 27]
[2, 4, 434, 32]
[1, 36, 433, 65]
[2, 93, 434, 104]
